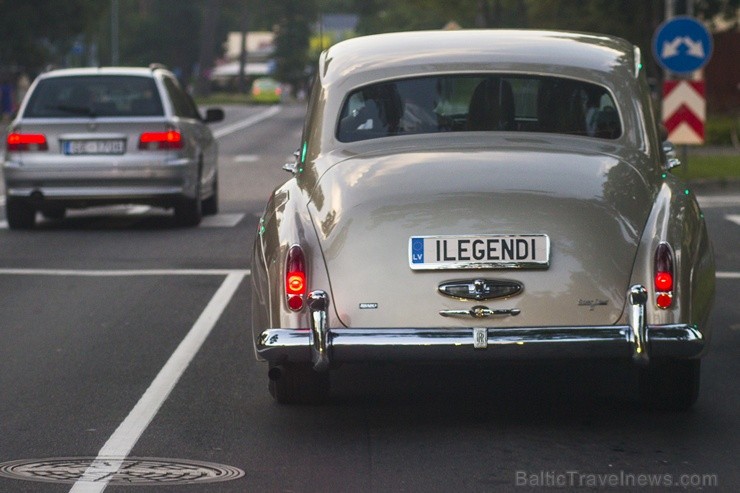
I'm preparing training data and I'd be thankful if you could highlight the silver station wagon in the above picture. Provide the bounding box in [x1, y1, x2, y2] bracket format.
[3, 65, 223, 228]
[251, 30, 715, 409]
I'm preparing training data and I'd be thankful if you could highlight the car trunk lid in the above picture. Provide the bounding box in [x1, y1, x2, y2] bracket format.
[307, 146, 652, 328]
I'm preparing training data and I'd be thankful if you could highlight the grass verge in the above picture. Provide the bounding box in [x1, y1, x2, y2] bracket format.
[673, 154, 740, 183]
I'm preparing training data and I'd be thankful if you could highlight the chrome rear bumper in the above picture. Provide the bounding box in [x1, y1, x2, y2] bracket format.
[255, 285, 705, 371]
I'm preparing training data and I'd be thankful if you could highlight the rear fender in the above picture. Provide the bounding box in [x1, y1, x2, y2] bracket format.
[627, 180, 714, 351]
[251, 180, 333, 352]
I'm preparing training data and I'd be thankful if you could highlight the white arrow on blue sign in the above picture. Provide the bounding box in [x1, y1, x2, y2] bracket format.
[653, 16, 713, 74]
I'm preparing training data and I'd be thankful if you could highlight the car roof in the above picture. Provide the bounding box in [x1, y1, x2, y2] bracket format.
[319, 29, 639, 86]
[36, 66, 171, 79]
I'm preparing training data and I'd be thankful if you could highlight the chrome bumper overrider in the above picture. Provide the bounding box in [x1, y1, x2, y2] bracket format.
[256, 285, 705, 371]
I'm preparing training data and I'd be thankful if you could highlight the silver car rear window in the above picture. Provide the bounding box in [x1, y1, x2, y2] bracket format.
[337, 74, 621, 142]
[24, 75, 164, 118]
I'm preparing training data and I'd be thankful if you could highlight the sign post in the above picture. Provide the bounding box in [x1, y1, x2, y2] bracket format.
[653, 15, 713, 173]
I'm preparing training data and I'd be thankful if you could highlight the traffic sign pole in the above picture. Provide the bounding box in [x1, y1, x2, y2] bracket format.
[653, 8, 713, 174]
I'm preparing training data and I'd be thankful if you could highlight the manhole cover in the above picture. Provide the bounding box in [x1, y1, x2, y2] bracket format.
[0, 457, 244, 486]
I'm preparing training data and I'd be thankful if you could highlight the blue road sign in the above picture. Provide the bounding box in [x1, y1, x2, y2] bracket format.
[653, 16, 713, 74]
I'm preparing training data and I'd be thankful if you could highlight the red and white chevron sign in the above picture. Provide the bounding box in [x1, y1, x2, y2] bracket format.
[662, 80, 705, 145]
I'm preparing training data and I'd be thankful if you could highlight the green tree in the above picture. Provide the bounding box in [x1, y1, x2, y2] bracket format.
[0, 0, 106, 74]
[273, 0, 317, 93]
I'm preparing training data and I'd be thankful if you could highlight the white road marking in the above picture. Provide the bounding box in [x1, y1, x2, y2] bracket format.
[698, 195, 740, 208]
[69, 272, 246, 492]
[0, 268, 249, 276]
[212, 105, 281, 139]
[717, 272, 740, 279]
[0, 210, 245, 228]
[234, 154, 260, 163]
[726, 214, 740, 226]
[200, 213, 244, 227]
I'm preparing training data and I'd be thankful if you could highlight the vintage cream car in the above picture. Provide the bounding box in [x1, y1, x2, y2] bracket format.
[251, 30, 715, 408]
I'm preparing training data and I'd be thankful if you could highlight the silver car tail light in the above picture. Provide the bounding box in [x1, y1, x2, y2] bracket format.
[654, 242, 674, 309]
[285, 245, 307, 311]
[6, 132, 48, 152]
[138, 130, 183, 150]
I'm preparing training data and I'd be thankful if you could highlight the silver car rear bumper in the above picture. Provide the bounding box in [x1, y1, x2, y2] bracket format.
[255, 285, 706, 371]
[3, 158, 196, 201]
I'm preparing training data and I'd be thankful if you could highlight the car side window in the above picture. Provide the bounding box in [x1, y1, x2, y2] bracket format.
[336, 74, 621, 142]
[163, 76, 200, 120]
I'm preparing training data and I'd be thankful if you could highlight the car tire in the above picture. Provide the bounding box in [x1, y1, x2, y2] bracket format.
[268, 363, 330, 405]
[202, 175, 219, 216]
[639, 359, 700, 411]
[6, 198, 36, 230]
[175, 196, 202, 227]
[41, 206, 66, 221]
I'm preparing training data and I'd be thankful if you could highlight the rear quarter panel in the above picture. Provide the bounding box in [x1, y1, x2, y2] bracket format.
[251, 178, 333, 355]
[628, 175, 715, 352]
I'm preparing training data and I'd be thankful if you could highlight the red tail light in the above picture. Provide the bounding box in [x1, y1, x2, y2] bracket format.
[6, 132, 48, 151]
[654, 243, 674, 309]
[286, 245, 306, 311]
[138, 130, 183, 150]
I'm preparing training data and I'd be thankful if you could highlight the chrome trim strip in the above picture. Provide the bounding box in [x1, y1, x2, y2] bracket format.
[308, 290, 330, 371]
[256, 323, 704, 363]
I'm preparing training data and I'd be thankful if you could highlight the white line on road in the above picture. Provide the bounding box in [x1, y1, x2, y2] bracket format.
[69, 271, 246, 492]
[727, 214, 740, 226]
[0, 211, 245, 229]
[233, 154, 260, 163]
[0, 268, 249, 276]
[717, 272, 740, 279]
[697, 195, 740, 208]
[199, 213, 245, 228]
[212, 105, 281, 139]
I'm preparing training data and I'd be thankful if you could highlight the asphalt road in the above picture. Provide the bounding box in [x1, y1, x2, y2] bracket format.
[0, 104, 737, 492]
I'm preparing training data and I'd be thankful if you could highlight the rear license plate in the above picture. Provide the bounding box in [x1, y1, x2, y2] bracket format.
[409, 234, 550, 270]
[63, 140, 125, 155]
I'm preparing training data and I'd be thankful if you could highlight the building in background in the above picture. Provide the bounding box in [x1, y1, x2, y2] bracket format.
[210, 31, 275, 91]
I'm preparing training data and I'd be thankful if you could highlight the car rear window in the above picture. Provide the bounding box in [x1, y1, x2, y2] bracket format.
[337, 74, 621, 142]
[24, 75, 164, 118]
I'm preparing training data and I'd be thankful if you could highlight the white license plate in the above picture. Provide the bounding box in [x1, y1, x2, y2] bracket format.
[409, 234, 550, 270]
[63, 140, 125, 155]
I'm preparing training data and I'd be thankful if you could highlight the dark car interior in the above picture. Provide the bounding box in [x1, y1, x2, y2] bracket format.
[337, 74, 622, 142]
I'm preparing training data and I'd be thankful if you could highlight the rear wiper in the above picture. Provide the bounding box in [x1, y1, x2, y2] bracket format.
[49, 104, 96, 117]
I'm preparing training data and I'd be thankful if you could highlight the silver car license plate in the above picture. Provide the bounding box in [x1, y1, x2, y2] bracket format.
[63, 139, 126, 155]
[409, 234, 550, 270]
